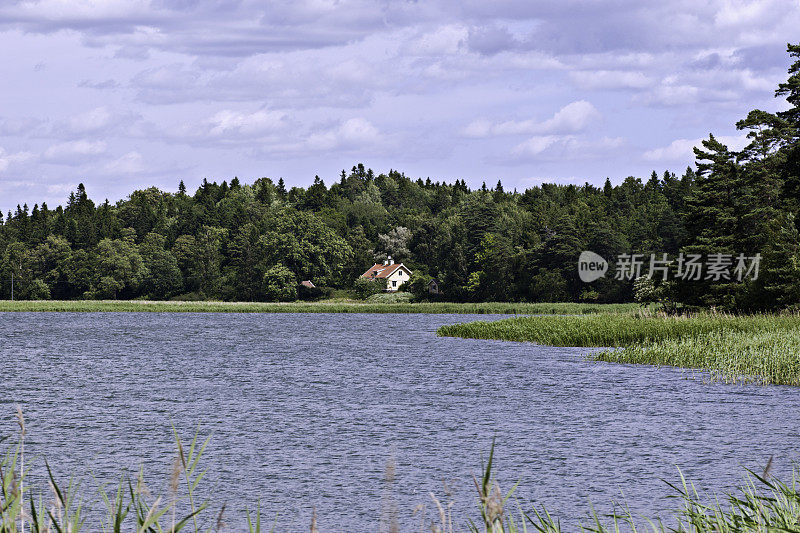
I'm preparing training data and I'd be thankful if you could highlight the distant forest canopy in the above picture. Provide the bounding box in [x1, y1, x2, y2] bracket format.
[1, 43, 799, 310]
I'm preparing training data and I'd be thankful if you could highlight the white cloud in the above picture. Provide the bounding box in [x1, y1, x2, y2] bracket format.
[536, 101, 603, 134]
[43, 140, 107, 164]
[0, 117, 44, 136]
[511, 135, 625, 161]
[5, 0, 152, 20]
[104, 151, 144, 174]
[463, 101, 601, 138]
[406, 24, 468, 56]
[639, 84, 703, 106]
[306, 117, 380, 151]
[67, 107, 114, 133]
[570, 70, 653, 90]
[714, 0, 779, 27]
[206, 109, 286, 137]
[0, 0, 799, 213]
[46, 183, 76, 195]
[642, 134, 749, 162]
[146, 108, 289, 146]
[511, 135, 561, 156]
[0, 147, 35, 173]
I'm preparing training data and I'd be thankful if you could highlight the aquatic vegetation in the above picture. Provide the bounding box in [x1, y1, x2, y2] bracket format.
[437, 312, 800, 346]
[3, 420, 798, 532]
[438, 313, 800, 385]
[366, 291, 414, 303]
[595, 328, 800, 386]
[0, 299, 639, 315]
[0, 419, 262, 533]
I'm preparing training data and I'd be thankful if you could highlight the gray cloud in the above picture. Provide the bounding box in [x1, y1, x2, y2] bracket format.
[466, 24, 517, 56]
[79, 79, 121, 90]
[1, 0, 799, 213]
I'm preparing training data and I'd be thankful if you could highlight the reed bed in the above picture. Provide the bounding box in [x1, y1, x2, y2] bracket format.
[3, 420, 799, 532]
[438, 313, 800, 386]
[596, 328, 800, 385]
[0, 300, 639, 315]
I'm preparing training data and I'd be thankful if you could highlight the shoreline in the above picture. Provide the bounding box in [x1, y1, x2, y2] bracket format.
[438, 313, 800, 385]
[0, 299, 638, 314]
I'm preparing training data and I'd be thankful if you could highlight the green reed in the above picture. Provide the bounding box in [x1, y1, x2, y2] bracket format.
[0, 299, 638, 315]
[4, 420, 799, 532]
[596, 328, 800, 385]
[438, 312, 800, 386]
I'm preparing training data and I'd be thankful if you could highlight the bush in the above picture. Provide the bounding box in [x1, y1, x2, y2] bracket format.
[353, 277, 386, 299]
[528, 270, 568, 302]
[298, 284, 334, 301]
[367, 291, 413, 303]
[144, 254, 183, 299]
[328, 289, 357, 300]
[25, 278, 51, 300]
[262, 264, 297, 301]
[579, 289, 600, 302]
[633, 276, 657, 304]
[93, 276, 123, 299]
[170, 291, 207, 301]
[406, 273, 432, 300]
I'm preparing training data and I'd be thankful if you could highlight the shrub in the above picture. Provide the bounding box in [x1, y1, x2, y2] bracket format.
[353, 277, 386, 299]
[262, 264, 297, 301]
[367, 291, 413, 303]
[406, 273, 432, 300]
[93, 275, 123, 299]
[170, 291, 207, 301]
[298, 284, 334, 301]
[528, 270, 568, 302]
[633, 276, 657, 304]
[25, 278, 51, 300]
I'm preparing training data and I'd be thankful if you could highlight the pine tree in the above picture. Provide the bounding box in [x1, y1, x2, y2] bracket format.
[675, 135, 745, 308]
[277, 178, 287, 199]
[776, 43, 800, 129]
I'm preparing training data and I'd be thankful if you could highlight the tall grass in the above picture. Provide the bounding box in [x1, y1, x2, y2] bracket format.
[438, 312, 800, 346]
[0, 300, 639, 315]
[4, 421, 799, 532]
[0, 421, 269, 533]
[438, 312, 800, 386]
[596, 328, 800, 385]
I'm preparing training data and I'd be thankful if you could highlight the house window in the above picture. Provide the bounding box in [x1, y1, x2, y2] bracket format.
[392, 281, 397, 287]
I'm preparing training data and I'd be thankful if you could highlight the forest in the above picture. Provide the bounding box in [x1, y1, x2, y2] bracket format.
[1, 44, 798, 311]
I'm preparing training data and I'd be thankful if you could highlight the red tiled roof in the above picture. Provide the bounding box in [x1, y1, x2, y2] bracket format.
[361, 263, 411, 279]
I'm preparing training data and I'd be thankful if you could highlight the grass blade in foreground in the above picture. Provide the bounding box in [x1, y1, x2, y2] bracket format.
[4, 421, 800, 532]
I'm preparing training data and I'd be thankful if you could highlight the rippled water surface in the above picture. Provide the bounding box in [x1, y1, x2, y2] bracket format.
[1, 312, 799, 530]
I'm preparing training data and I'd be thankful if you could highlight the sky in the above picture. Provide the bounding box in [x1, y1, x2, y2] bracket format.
[0, 0, 799, 214]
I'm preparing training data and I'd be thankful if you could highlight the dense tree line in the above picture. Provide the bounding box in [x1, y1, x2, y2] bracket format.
[0, 167, 692, 304]
[1, 44, 799, 310]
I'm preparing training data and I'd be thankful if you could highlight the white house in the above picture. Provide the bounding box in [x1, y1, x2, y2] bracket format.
[360, 256, 413, 292]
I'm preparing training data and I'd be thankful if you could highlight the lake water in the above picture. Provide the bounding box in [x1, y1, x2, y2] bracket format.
[1, 312, 799, 530]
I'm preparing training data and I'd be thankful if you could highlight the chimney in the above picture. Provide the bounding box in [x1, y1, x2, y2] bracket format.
[388, 256, 394, 265]
[383, 258, 388, 265]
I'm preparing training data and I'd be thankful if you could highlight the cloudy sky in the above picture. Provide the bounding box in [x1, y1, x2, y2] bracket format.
[1, 0, 799, 214]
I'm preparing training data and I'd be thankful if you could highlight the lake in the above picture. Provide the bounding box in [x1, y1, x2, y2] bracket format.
[1, 312, 798, 530]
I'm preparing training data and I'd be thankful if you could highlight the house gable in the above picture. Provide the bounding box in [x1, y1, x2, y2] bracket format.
[361, 263, 412, 280]
[360, 262, 413, 291]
